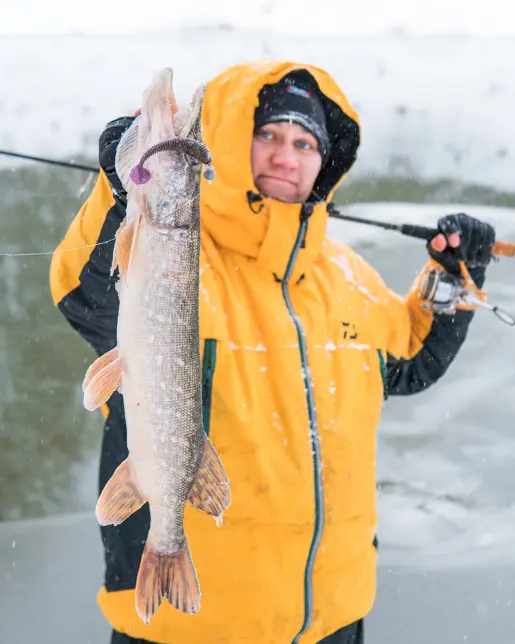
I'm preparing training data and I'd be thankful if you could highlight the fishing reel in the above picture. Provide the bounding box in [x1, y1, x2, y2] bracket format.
[418, 263, 515, 326]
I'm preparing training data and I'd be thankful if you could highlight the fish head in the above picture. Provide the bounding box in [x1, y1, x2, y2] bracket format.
[115, 67, 213, 229]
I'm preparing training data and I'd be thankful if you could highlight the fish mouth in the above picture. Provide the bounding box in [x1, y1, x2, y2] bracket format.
[130, 138, 214, 185]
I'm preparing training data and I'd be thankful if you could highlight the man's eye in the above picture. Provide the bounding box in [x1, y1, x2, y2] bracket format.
[296, 140, 313, 150]
[259, 130, 273, 140]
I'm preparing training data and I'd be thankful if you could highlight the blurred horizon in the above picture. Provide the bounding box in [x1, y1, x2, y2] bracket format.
[2, 0, 515, 36]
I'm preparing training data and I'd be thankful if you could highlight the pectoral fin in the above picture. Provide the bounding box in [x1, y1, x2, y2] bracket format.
[96, 457, 147, 526]
[186, 435, 231, 525]
[111, 214, 141, 278]
[83, 347, 123, 411]
[82, 347, 118, 392]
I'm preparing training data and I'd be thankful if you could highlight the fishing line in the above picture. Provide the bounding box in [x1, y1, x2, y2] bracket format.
[0, 138, 212, 257]
[0, 184, 207, 258]
[0, 237, 117, 258]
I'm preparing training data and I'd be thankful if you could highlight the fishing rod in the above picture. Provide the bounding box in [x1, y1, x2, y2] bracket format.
[327, 203, 515, 259]
[0, 149, 99, 173]
[3, 147, 514, 257]
[2, 147, 514, 324]
[1, 147, 512, 251]
[327, 203, 515, 326]
[3, 146, 515, 259]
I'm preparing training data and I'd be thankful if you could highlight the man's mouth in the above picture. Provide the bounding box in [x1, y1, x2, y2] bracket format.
[260, 175, 296, 187]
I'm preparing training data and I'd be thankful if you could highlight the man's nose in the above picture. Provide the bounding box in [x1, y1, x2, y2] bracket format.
[271, 145, 298, 169]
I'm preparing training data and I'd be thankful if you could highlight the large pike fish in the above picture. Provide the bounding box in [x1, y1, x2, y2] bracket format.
[81, 67, 230, 623]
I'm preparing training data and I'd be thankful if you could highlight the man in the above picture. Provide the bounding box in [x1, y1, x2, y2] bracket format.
[50, 60, 495, 644]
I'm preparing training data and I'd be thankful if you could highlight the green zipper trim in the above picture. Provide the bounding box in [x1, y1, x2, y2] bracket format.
[282, 205, 324, 644]
[201, 339, 217, 436]
[377, 349, 388, 400]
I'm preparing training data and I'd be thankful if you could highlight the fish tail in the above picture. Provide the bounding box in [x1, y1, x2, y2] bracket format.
[135, 538, 200, 623]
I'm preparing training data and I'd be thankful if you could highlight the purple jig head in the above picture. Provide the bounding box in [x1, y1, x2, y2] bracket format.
[130, 138, 214, 185]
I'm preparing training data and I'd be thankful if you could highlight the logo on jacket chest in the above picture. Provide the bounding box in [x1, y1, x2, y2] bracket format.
[341, 321, 358, 340]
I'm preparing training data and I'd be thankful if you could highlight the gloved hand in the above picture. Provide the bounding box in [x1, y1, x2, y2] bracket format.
[427, 212, 496, 276]
[99, 116, 137, 206]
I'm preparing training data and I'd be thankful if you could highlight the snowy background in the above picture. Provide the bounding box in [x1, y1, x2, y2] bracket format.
[1, 1, 515, 642]
[0, 30, 514, 193]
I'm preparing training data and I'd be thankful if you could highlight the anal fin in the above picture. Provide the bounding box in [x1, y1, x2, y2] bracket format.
[186, 435, 231, 525]
[96, 458, 147, 526]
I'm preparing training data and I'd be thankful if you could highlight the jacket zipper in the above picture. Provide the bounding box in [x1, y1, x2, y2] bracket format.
[201, 338, 217, 436]
[281, 204, 325, 644]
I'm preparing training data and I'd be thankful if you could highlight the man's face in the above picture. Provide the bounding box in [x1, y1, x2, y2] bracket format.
[251, 122, 323, 204]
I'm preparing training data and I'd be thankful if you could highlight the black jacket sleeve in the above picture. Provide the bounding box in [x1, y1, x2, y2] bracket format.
[54, 117, 135, 357]
[385, 267, 485, 396]
[56, 198, 124, 357]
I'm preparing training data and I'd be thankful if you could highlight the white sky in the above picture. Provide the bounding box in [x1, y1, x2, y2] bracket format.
[1, 0, 514, 36]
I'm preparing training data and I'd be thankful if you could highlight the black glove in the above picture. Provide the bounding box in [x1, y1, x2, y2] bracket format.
[99, 116, 137, 205]
[427, 212, 496, 277]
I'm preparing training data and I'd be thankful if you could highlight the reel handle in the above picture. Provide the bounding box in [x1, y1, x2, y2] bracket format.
[491, 240, 515, 258]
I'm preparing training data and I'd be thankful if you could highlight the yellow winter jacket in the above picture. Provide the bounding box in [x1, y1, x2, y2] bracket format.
[50, 60, 433, 643]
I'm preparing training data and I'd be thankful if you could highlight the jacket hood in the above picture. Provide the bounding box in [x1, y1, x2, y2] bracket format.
[200, 59, 361, 282]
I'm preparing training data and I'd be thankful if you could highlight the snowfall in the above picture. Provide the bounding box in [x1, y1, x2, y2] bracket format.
[1, 19, 515, 644]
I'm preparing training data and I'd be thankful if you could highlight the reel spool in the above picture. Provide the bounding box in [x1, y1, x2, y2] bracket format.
[418, 267, 515, 326]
